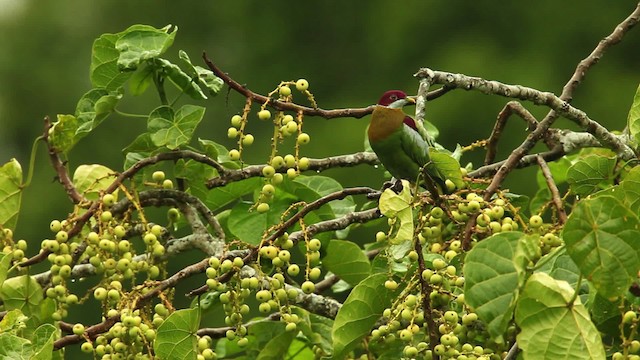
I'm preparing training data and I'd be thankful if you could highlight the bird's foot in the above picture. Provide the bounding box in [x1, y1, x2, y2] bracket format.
[381, 178, 404, 194]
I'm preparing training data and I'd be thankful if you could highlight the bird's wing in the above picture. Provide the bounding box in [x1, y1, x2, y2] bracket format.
[399, 124, 446, 187]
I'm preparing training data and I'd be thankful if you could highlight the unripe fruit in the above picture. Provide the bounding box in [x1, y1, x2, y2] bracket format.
[102, 193, 116, 207]
[375, 231, 386, 242]
[444, 311, 459, 324]
[229, 149, 241, 161]
[279, 85, 291, 96]
[309, 267, 321, 280]
[262, 165, 276, 178]
[297, 133, 310, 145]
[162, 179, 174, 189]
[262, 184, 275, 196]
[408, 250, 419, 261]
[242, 134, 254, 146]
[287, 168, 298, 179]
[308, 238, 321, 251]
[50, 220, 62, 232]
[285, 121, 298, 134]
[432, 258, 446, 270]
[271, 156, 285, 168]
[56, 230, 68, 243]
[256, 290, 272, 302]
[73, 323, 85, 335]
[301, 281, 315, 294]
[296, 79, 309, 91]
[258, 109, 271, 120]
[231, 114, 242, 127]
[445, 179, 456, 192]
[227, 127, 238, 138]
[281, 114, 294, 125]
[384, 280, 398, 290]
[287, 264, 300, 276]
[81, 342, 93, 353]
[623, 310, 637, 324]
[298, 157, 310, 170]
[100, 211, 112, 222]
[94, 287, 107, 300]
[529, 215, 543, 228]
[256, 203, 270, 213]
[152, 170, 165, 182]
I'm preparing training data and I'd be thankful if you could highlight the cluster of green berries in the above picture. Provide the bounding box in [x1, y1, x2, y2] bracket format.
[197, 335, 218, 360]
[151, 170, 174, 190]
[1, 228, 27, 264]
[80, 306, 161, 359]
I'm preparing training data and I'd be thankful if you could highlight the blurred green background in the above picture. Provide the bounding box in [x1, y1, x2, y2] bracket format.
[2, 0, 639, 252]
[1, 0, 639, 291]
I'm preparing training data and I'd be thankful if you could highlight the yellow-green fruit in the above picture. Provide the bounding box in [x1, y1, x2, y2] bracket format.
[229, 149, 241, 161]
[297, 133, 310, 145]
[279, 85, 291, 96]
[262, 165, 276, 178]
[242, 134, 254, 146]
[296, 79, 309, 91]
[231, 114, 242, 127]
[227, 127, 238, 138]
[258, 109, 271, 120]
[262, 184, 275, 196]
[298, 157, 310, 170]
[256, 203, 270, 213]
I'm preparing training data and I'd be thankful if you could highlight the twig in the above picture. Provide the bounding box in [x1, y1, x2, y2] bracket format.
[414, 68, 634, 160]
[206, 152, 379, 188]
[469, 147, 565, 178]
[202, 52, 449, 119]
[414, 238, 439, 350]
[536, 155, 568, 224]
[43, 116, 85, 204]
[485, 101, 539, 165]
[504, 342, 519, 360]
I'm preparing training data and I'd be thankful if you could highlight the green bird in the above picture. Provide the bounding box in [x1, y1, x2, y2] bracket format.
[368, 90, 446, 191]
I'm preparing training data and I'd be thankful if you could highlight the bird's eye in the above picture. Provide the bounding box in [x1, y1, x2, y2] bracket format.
[390, 94, 398, 101]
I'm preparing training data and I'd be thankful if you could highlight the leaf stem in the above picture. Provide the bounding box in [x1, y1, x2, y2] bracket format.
[114, 109, 148, 119]
[22, 135, 42, 188]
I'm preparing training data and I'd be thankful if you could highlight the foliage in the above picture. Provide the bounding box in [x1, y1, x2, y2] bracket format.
[1, 17, 640, 360]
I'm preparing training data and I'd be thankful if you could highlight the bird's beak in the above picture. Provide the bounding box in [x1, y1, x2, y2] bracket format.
[405, 96, 417, 104]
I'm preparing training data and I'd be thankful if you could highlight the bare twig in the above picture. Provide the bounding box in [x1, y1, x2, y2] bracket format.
[414, 238, 439, 350]
[485, 101, 539, 165]
[414, 68, 634, 160]
[43, 116, 85, 204]
[536, 155, 568, 224]
[202, 52, 450, 119]
[470, 147, 565, 178]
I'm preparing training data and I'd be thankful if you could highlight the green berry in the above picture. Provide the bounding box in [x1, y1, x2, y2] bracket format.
[295, 79, 309, 91]
[384, 280, 398, 290]
[50, 220, 62, 232]
[81, 342, 93, 353]
[262, 184, 275, 196]
[286, 168, 298, 179]
[152, 171, 165, 182]
[432, 258, 446, 270]
[162, 179, 174, 189]
[375, 231, 386, 242]
[256, 290, 272, 302]
[271, 156, 285, 168]
[279, 85, 291, 96]
[297, 133, 310, 145]
[287, 264, 300, 276]
[445, 179, 456, 192]
[258, 109, 271, 120]
[281, 114, 294, 125]
[308, 238, 321, 251]
[285, 121, 298, 134]
[56, 230, 68, 243]
[102, 193, 116, 207]
[262, 165, 276, 178]
[444, 311, 459, 324]
[94, 287, 107, 300]
[298, 157, 310, 170]
[100, 211, 112, 223]
[227, 127, 238, 138]
[229, 149, 241, 161]
[231, 114, 242, 127]
[168, 207, 180, 221]
[301, 281, 315, 294]
[529, 215, 543, 228]
[233, 257, 244, 267]
[257, 203, 270, 213]
[623, 310, 637, 324]
[242, 134, 254, 146]
[309, 267, 321, 280]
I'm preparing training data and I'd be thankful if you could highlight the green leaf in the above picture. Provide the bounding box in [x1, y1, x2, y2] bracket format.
[123, 133, 157, 154]
[538, 249, 591, 305]
[154, 58, 207, 100]
[0, 309, 27, 333]
[228, 201, 290, 245]
[256, 329, 296, 360]
[0, 159, 22, 229]
[178, 50, 224, 96]
[198, 138, 240, 169]
[463, 232, 537, 341]
[206, 178, 262, 211]
[323, 240, 371, 286]
[0, 275, 43, 319]
[378, 183, 413, 246]
[90, 33, 133, 89]
[128, 61, 155, 95]
[331, 273, 396, 359]
[148, 105, 206, 150]
[116, 24, 177, 70]
[430, 148, 465, 189]
[73, 164, 117, 201]
[562, 195, 640, 297]
[0, 333, 31, 359]
[0, 253, 12, 286]
[292, 307, 333, 355]
[154, 307, 200, 360]
[29, 324, 57, 360]
[515, 272, 605, 360]
[294, 176, 356, 219]
[75, 88, 122, 138]
[566, 155, 616, 196]
[627, 83, 640, 147]
[621, 166, 640, 214]
[49, 114, 79, 154]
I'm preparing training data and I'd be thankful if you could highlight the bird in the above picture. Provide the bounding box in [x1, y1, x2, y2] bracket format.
[367, 90, 446, 192]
